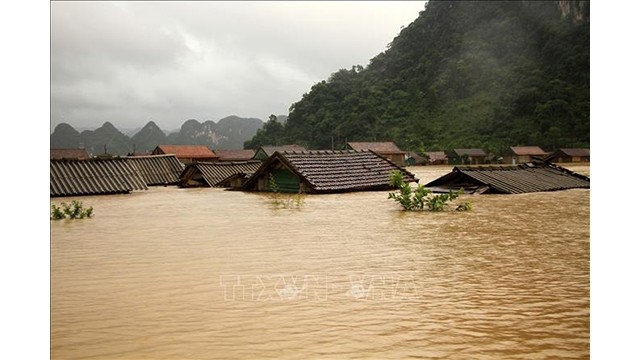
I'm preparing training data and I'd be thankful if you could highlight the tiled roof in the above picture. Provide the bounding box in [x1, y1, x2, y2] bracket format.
[425, 162, 590, 194]
[509, 146, 547, 156]
[557, 148, 590, 157]
[179, 160, 263, 187]
[215, 149, 256, 161]
[124, 154, 185, 186]
[50, 158, 148, 197]
[347, 142, 404, 154]
[260, 145, 307, 157]
[244, 150, 418, 193]
[453, 148, 487, 157]
[154, 145, 218, 159]
[50, 148, 90, 160]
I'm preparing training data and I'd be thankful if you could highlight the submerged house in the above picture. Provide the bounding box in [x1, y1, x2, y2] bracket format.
[50, 148, 90, 160]
[151, 145, 218, 164]
[424, 151, 448, 165]
[503, 146, 547, 165]
[215, 149, 257, 162]
[346, 141, 406, 167]
[406, 152, 428, 166]
[124, 154, 185, 186]
[50, 158, 148, 197]
[546, 148, 590, 163]
[252, 145, 307, 161]
[425, 162, 590, 194]
[179, 160, 263, 188]
[448, 148, 488, 165]
[242, 150, 418, 194]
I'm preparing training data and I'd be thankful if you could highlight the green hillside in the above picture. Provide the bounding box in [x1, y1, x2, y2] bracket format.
[246, 0, 589, 155]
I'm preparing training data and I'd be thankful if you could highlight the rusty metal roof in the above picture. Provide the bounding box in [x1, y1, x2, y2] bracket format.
[153, 145, 218, 159]
[124, 154, 185, 186]
[508, 146, 547, 156]
[51, 158, 148, 197]
[50, 148, 90, 160]
[425, 162, 590, 194]
[215, 149, 257, 161]
[347, 142, 404, 154]
[243, 150, 418, 193]
[179, 160, 263, 187]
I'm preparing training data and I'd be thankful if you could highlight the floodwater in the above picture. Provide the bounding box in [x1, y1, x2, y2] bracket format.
[51, 165, 590, 359]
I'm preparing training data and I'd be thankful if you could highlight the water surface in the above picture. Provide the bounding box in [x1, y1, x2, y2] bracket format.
[51, 165, 590, 359]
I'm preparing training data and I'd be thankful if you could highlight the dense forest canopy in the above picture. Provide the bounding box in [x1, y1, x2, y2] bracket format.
[245, 0, 589, 156]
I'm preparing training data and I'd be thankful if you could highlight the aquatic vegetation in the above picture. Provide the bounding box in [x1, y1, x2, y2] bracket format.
[388, 170, 471, 212]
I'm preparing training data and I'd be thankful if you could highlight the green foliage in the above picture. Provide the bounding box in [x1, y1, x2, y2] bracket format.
[245, 1, 589, 153]
[268, 173, 305, 209]
[388, 170, 471, 212]
[51, 200, 94, 220]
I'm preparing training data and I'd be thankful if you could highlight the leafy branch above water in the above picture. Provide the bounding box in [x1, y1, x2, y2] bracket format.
[268, 173, 305, 209]
[51, 200, 94, 220]
[387, 170, 472, 212]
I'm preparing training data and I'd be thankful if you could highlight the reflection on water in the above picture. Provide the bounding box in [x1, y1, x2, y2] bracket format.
[51, 165, 589, 359]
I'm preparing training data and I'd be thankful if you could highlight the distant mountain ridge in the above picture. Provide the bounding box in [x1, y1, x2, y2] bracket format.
[50, 116, 269, 156]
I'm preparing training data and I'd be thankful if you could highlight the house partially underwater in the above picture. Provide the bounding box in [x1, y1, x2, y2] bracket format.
[178, 160, 263, 188]
[425, 161, 590, 194]
[51, 158, 148, 197]
[124, 154, 185, 186]
[242, 150, 418, 194]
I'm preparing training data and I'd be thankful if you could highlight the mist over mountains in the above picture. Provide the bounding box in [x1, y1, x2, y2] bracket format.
[50, 116, 267, 156]
[246, 0, 590, 154]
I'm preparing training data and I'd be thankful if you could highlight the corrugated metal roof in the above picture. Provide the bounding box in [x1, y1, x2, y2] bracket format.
[347, 142, 404, 154]
[124, 154, 185, 185]
[244, 150, 418, 193]
[425, 162, 590, 194]
[179, 160, 263, 187]
[51, 158, 148, 197]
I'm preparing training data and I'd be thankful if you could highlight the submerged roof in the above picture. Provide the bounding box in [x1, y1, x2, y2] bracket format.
[153, 145, 218, 159]
[215, 149, 256, 161]
[508, 146, 547, 156]
[425, 162, 590, 194]
[179, 160, 263, 187]
[124, 154, 185, 186]
[258, 145, 307, 157]
[453, 148, 487, 157]
[554, 148, 590, 157]
[51, 158, 148, 197]
[50, 148, 90, 160]
[424, 151, 447, 161]
[347, 142, 404, 154]
[243, 150, 418, 193]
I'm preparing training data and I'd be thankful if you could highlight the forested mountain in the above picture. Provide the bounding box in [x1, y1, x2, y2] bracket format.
[245, 0, 589, 155]
[50, 116, 266, 156]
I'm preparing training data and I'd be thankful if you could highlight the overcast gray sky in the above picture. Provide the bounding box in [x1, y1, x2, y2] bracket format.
[50, 1, 425, 132]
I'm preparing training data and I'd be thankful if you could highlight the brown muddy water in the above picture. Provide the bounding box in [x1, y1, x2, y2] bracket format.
[51, 165, 590, 359]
